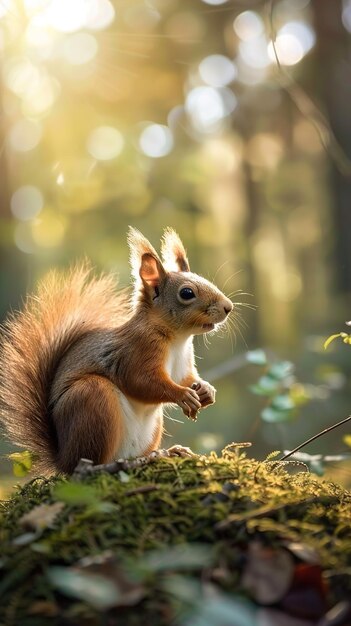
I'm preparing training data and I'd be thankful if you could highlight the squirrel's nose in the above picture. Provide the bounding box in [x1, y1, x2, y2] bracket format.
[223, 300, 233, 316]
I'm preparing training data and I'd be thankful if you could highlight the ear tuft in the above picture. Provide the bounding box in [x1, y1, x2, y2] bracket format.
[140, 253, 161, 287]
[127, 227, 166, 291]
[161, 228, 190, 273]
[128, 227, 160, 281]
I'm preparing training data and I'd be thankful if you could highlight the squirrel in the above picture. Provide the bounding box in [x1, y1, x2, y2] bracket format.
[0, 228, 233, 475]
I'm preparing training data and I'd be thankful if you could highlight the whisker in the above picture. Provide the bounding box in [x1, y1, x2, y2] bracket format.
[221, 269, 244, 291]
[211, 260, 230, 284]
[226, 290, 254, 299]
[234, 302, 257, 311]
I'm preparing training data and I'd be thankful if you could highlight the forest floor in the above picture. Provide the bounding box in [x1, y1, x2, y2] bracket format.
[0, 445, 351, 626]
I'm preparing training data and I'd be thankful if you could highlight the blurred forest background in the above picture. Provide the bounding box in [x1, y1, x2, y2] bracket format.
[0, 0, 351, 490]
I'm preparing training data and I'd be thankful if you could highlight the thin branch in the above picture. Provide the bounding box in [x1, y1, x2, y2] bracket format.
[268, 0, 351, 177]
[280, 415, 351, 462]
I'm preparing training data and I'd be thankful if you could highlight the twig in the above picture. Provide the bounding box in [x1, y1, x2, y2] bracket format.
[215, 494, 339, 531]
[125, 485, 159, 496]
[72, 448, 195, 479]
[280, 415, 351, 462]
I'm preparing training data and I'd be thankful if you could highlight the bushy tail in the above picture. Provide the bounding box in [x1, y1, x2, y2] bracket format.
[0, 263, 130, 474]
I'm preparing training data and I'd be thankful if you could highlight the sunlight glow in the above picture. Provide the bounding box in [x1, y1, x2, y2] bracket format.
[0, 0, 13, 18]
[199, 55, 237, 88]
[62, 33, 98, 65]
[4, 56, 59, 115]
[84, 0, 115, 30]
[87, 126, 124, 160]
[11, 186, 44, 221]
[43, 0, 88, 33]
[23, 0, 115, 34]
[139, 124, 173, 158]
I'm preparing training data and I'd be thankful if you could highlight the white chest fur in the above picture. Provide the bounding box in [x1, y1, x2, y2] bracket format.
[116, 392, 161, 458]
[165, 336, 194, 384]
[115, 336, 194, 459]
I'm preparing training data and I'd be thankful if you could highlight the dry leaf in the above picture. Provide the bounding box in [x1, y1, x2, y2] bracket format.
[241, 540, 294, 605]
[19, 502, 65, 531]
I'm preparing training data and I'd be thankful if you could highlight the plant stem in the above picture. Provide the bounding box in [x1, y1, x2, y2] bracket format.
[280, 415, 351, 461]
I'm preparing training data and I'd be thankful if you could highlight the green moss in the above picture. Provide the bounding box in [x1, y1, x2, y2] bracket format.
[0, 448, 351, 625]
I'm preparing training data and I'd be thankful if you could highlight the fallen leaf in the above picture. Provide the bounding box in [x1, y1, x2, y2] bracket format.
[241, 541, 294, 605]
[318, 601, 351, 626]
[284, 542, 320, 565]
[19, 502, 65, 532]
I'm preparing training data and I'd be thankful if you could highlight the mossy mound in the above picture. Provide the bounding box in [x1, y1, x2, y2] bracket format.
[1, 447, 351, 626]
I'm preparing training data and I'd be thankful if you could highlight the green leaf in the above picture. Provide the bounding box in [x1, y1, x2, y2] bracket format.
[267, 361, 294, 380]
[184, 595, 256, 626]
[271, 394, 295, 411]
[53, 482, 99, 506]
[265, 450, 281, 461]
[246, 349, 267, 365]
[48, 567, 118, 610]
[118, 470, 130, 483]
[140, 544, 213, 573]
[249, 376, 280, 397]
[9, 451, 35, 477]
[323, 333, 342, 350]
[343, 434, 351, 448]
[261, 406, 294, 423]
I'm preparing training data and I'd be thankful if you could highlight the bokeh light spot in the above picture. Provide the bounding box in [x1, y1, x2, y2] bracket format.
[268, 21, 315, 66]
[11, 186, 44, 221]
[87, 126, 124, 160]
[62, 33, 98, 65]
[139, 124, 173, 158]
[201, 0, 228, 5]
[14, 223, 36, 254]
[233, 11, 264, 41]
[239, 36, 270, 69]
[85, 0, 115, 30]
[22, 75, 60, 116]
[8, 119, 42, 152]
[185, 86, 236, 133]
[199, 55, 237, 88]
[343, 0, 351, 32]
[271, 271, 302, 302]
[4, 57, 40, 97]
[268, 34, 303, 65]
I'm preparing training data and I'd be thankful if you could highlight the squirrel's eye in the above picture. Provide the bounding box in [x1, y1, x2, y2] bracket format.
[179, 287, 195, 301]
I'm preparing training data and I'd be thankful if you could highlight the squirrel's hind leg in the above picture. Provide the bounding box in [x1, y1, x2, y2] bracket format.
[53, 375, 123, 474]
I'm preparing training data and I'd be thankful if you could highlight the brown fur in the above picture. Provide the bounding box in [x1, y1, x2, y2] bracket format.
[0, 264, 129, 474]
[0, 229, 232, 475]
[53, 375, 124, 474]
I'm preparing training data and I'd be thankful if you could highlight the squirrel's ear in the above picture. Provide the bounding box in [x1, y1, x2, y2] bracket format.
[128, 227, 166, 288]
[161, 228, 190, 272]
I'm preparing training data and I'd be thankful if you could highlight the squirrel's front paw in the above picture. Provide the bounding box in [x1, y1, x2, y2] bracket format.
[191, 380, 216, 408]
[177, 387, 201, 420]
